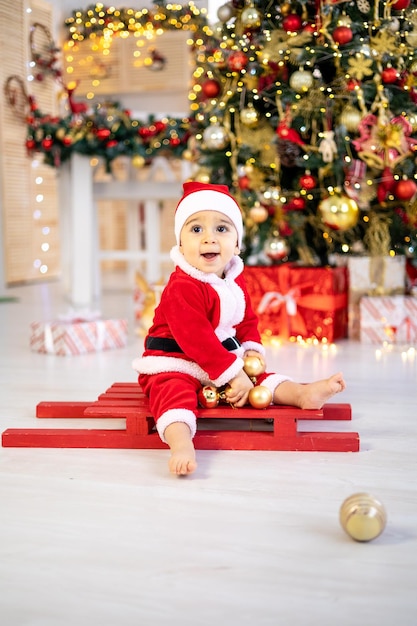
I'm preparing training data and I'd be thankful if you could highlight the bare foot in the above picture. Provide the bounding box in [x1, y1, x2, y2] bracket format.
[297, 372, 346, 409]
[164, 422, 197, 476]
[274, 372, 346, 410]
[169, 446, 197, 476]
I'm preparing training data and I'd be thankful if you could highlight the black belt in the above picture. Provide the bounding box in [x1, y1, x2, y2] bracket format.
[146, 335, 241, 353]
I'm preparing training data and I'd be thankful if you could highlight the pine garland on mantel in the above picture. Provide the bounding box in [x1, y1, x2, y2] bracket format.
[26, 100, 193, 170]
[24, 2, 207, 169]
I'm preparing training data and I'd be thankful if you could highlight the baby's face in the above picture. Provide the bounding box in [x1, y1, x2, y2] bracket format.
[179, 210, 240, 277]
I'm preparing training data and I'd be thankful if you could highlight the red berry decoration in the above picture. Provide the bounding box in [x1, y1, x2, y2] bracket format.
[394, 179, 417, 201]
[381, 67, 398, 84]
[299, 173, 317, 190]
[96, 128, 111, 140]
[227, 50, 248, 71]
[202, 78, 221, 98]
[282, 14, 302, 32]
[332, 26, 353, 45]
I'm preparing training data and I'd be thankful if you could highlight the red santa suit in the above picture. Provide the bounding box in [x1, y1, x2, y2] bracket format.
[132, 246, 290, 442]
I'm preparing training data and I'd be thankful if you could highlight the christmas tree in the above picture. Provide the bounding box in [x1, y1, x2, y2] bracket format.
[187, 0, 417, 266]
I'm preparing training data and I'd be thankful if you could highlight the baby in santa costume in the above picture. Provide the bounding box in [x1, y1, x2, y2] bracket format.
[133, 182, 346, 475]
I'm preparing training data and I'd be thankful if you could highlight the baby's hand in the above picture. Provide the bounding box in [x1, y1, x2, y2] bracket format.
[225, 369, 254, 408]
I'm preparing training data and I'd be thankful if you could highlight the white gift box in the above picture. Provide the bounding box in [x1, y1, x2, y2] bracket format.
[360, 296, 417, 344]
[30, 317, 128, 355]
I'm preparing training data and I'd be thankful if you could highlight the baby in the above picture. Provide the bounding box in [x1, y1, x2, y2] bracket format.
[133, 182, 345, 475]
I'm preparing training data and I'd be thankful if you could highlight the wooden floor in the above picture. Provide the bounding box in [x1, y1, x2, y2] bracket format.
[1, 275, 416, 625]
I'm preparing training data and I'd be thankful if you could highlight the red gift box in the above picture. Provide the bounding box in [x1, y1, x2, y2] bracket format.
[244, 264, 348, 342]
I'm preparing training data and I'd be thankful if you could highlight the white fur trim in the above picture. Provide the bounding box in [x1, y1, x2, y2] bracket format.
[175, 190, 243, 246]
[132, 354, 244, 388]
[241, 341, 265, 356]
[261, 373, 293, 401]
[212, 357, 244, 388]
[156, 409, 197, 443]
[132, 355, 211, 384]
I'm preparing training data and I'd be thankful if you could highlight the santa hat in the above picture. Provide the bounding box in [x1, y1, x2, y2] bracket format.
[175, 181, 243, 247]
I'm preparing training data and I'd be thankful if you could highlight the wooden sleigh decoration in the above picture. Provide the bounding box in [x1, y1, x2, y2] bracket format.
[1, 382, 359, 452]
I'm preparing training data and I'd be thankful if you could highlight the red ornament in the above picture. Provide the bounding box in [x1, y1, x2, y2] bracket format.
[377, 167, 396, 203]
[238, 175, 251, 190]
[346, 78, 360, 91]
[170, 137, 181, 146]
[62, 136, 73, 147]
[394, 179, 417, 201]
[332, 26, 353, 45]
[202, 78, 221, 98]
[303, 23, 317, 34]
[197, 385, 219, 408]
[41, 137, 53, 150]
[227, 51, 248, 71]
[282, 14, 302, 32]
[106, 140, 118, 148]
[286, 197, 306, 211]
[26, 138, 36, 151]
[299, 174, 317, 190]
[381, 67, 398, 84]
[392, 0, 410, 9]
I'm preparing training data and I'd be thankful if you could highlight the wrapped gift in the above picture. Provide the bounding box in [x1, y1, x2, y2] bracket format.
[360, 296, 417, 344]
[244, 264, 348, 342]
[30, 315, 128, 356]
[334, 255, 406, 339]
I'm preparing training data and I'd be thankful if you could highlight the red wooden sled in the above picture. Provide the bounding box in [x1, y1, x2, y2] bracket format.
[1, 382, 359, 451]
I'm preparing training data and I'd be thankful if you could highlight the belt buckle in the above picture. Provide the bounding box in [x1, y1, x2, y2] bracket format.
[230, 336, 241, 350]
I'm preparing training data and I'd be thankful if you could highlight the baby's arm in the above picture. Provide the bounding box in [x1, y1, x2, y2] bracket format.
[224, 369, 254, 408]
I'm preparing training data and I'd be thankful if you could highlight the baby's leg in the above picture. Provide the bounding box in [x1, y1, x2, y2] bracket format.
[273, 372, 346, 410]
[139, 372, 200, 475]
[164, 421, 197, 475]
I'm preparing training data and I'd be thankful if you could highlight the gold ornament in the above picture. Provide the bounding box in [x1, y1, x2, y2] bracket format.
[319, 194, 359, 231]
[289, 69, 314, 93]
[217, 2, 235, 22]
[193, 167, 211, 183]
[203, 124, 229, 150]
[240, 105, 259, 127]
[340, 105, 362, 133]
[241, 5, 262, 29]
[248, 385, 273, 409]
[340, 493, 387, 542]
[263, 235, 290, 261]
[132, 154, 145, 168]
[280, 2, 292, 16]
[370, 30, 398, 55]
[249, 204, 269, 223]
[243, 355, 265, 378]
[347, 54, 374, 80]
